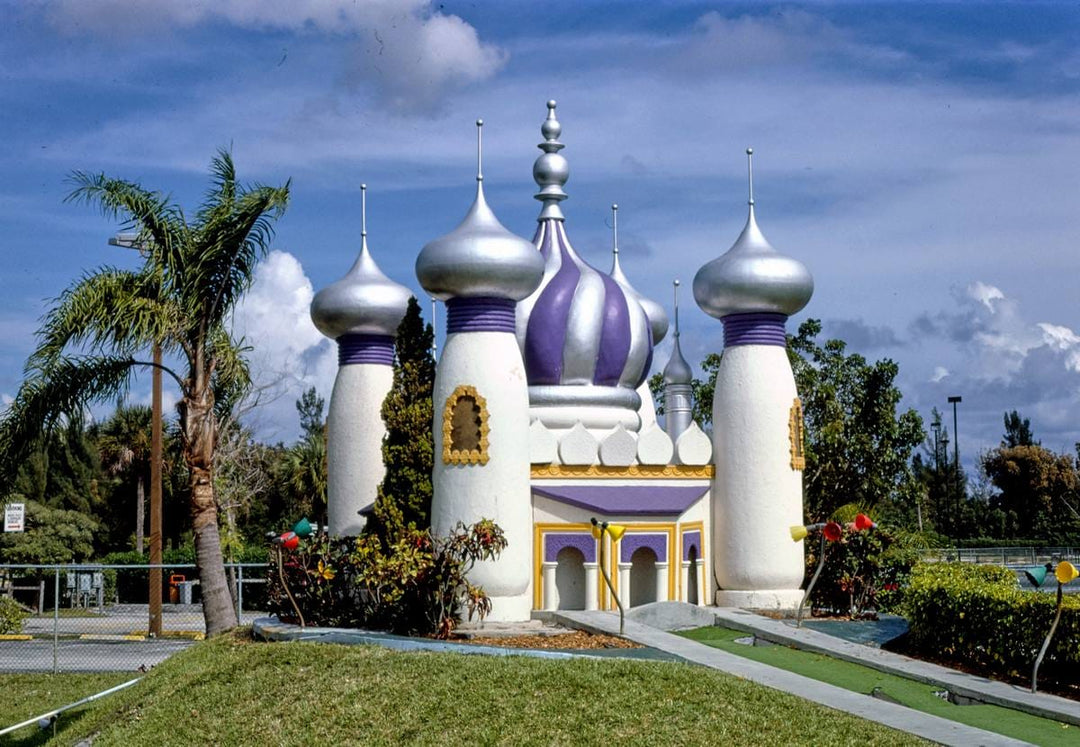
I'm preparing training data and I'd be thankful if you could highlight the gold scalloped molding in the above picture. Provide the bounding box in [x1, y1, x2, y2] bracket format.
[442, 385, 490, 466]
[789, 397, 806, 471]
[531, 464, 714, 479]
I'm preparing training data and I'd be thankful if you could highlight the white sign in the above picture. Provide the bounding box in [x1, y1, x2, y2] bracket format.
[4, 503, 25, 532]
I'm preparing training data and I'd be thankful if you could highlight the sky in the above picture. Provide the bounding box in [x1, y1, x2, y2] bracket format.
[2, 0, 1080, 473]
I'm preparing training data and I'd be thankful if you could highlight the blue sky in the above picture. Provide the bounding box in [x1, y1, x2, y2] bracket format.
[3, 1, 1080, 471]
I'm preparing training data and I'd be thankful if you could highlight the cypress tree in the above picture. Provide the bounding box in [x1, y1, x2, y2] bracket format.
[369, 296, 435, 541]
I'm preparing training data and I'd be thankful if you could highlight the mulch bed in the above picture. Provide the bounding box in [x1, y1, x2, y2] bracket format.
[454, 630, 642, 650]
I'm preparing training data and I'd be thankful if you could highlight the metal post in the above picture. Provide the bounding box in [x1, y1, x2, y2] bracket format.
[236, 565, 244, 621]
[53, 567, 59, 675]
[149, 344, 163, 637]
[949, 395, 962, 519]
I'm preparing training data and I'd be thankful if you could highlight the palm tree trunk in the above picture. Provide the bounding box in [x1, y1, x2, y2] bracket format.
[135, 474, 145, 555]
[184, 384, 237, 637]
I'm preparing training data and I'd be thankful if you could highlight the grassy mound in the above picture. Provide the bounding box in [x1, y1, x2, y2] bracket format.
[17, 630, 925, 746]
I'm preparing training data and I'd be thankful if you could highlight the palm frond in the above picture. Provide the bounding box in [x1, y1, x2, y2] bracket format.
[199, 148, 237, 222]
[65, 171, 190, 291]
[0, 356, 137, 479]
[28, 267, 182, 370]
[209, 328, 252, 422]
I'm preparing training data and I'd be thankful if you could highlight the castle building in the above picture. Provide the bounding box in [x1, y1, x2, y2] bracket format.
[313, 102, 813, 621]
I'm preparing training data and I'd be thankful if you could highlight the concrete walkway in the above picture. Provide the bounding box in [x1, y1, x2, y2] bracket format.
[549, 608, 1031, 747]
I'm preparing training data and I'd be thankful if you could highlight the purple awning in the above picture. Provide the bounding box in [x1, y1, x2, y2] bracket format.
[532, 485, 709, 517]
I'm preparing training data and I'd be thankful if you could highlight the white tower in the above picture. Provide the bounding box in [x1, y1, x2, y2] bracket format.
[311, 185, 411, 536]
[693, 149, 814, 609]
[416, 120, 545, 622]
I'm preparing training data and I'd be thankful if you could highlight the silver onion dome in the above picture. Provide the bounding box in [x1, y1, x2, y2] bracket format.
[693, 149, 813, 320]
[311, 184, 411, 339]
[663, 280, 693, 385]
[609, 203, 669, 345]
[416, 119, 544, 301]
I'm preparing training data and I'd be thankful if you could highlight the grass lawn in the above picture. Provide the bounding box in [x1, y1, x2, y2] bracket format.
[4, 630, 928, 746]
[680, 626, 1077, 747]
[0, 672, 134, 746]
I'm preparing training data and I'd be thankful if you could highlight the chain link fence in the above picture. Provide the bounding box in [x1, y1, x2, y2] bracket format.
[918, 547, 1080, 567]
[0, 563, 267, 672]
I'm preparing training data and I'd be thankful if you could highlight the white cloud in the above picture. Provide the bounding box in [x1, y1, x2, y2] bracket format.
[930, 366, 950, 383]
[968, 281, 1005, 312]
[229, 250, 335, 440]
[35, 0, 505, 115]
[1037, 322, 1080, 351]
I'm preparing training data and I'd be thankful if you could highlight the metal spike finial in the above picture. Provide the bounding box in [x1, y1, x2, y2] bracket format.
[746, 147, 755, 206]
[611, 204, 619, 258]
[360, 183, 367, 238]
[534, 99, 568, 220]
[673, 279, 681, 337]
[430, 296, 438, 360]
[476, 119, 484, 183]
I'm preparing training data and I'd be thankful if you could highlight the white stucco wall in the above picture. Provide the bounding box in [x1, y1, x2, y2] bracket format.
[711, 345, 804, 592]
[431, 331, 533, 621]
[327, 363, 393, 536]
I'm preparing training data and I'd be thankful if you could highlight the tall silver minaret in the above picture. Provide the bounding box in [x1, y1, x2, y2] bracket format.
[663, 280, 694, 442]
[416, 120, 545, 622]
[311, 185, 411, 535]
[693, 148, 814, 609]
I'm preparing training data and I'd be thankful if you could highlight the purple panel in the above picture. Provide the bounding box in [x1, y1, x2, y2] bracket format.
[594, 273, 632, 386]
[338, 334, 395, 366]
[533, 485, 709, 517]
[620, 533, 667, 563]
[446, 297, 516, 334]
[722, 312, 787, 348]
[682, 530, 702, 561]
[525, 222, 578, 384]
[543, 533, 597, 563]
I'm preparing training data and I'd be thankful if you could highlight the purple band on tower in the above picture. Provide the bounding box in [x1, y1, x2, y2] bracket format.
[338, 333, 395, 366]
[446, 296, 517, 334]
[722, 312, 787, 348]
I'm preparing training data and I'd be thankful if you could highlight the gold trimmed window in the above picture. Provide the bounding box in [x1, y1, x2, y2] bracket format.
[789, 397, 806, 471]
[442, 385, 490, 465]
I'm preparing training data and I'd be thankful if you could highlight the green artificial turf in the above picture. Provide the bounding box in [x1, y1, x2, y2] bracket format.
[11, 631, 928, 746]
[0, 672, 134, 747]
[680, 626, 1077, 746]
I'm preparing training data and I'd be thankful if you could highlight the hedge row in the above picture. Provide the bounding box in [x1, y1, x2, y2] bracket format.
[905, 562, 1080, 684]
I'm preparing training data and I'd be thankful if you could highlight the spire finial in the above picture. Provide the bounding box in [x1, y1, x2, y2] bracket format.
[534, 99, 568, 220]
[673, 279, 681, 338]
[611, 203, 619, 258]
[746, 147, 754, 206]
[360, 183, 368, 238]
[476, 119, 484, 183]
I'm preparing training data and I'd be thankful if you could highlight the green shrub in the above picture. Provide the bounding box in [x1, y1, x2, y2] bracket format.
[904, 562, 1080, 685]
[0, 596, 28, 634]
[266, 519, 506, 638]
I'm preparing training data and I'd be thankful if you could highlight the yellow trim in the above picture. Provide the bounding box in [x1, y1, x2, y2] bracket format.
[442, 385, 490, 466]
[678, 521, 705, 603]
[789, 397, 806, 471]
[531, 464, 713, 479]
[533, 523, 596, 611]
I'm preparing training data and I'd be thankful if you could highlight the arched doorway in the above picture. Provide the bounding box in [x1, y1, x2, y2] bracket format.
[686, 545, 699, 605]
[629, 547, 658, 607]
[555, 546, 587, 610]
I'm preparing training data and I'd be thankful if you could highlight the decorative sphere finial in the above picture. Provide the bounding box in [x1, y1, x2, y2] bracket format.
[360, 184, 367, 237]
[746, 147, 755, 206]
[534, 99, 568, 220]
[475, 119, 484, 183]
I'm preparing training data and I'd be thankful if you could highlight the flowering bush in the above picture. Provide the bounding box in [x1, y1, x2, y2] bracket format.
[806, 523, 919, 618]
[266, 519, 507, 638]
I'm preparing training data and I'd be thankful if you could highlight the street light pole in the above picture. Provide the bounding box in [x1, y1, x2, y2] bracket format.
[948, 395, 962, 522]
[110, 234, 163, 637]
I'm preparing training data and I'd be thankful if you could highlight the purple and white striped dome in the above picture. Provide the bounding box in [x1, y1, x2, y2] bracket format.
[515, 102, 653, 395]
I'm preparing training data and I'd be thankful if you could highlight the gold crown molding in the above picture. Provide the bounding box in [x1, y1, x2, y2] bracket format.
[442, 384, 490, 466]
[789, 397, 806, 471]
[531, 463, 714, 480]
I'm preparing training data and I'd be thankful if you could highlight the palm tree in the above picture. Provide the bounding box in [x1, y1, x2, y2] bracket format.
[98, 403, 153, 553]
[0, 150, 289, 636]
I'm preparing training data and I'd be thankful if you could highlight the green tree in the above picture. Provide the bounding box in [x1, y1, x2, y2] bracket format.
[1003, 410, 1037, 448]
[0, 150, 289, 636]
[368, 297, 435, 540]
[97, 403, 153, 553]
[283, 430, 328, 529]
[982, 444, 1078, 538]
[788, 319, 925, 523]
[295, 386, 325, 439]
[0, 500, 97, 564]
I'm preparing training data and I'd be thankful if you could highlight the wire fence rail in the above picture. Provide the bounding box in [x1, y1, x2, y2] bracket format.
[917, 547, 1080, 568]
[0, 563, 268, 673]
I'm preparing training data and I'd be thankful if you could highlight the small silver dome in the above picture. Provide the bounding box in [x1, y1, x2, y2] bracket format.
[662, 279, 692, 384]
[693, 150, 813, 319]
[609, 204, 669, 345]
[311, 186, 411, 339]
[416, 120, 544, 301]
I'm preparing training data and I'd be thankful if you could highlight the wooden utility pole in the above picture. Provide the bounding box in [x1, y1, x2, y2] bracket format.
[149, 343, 163, 637]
